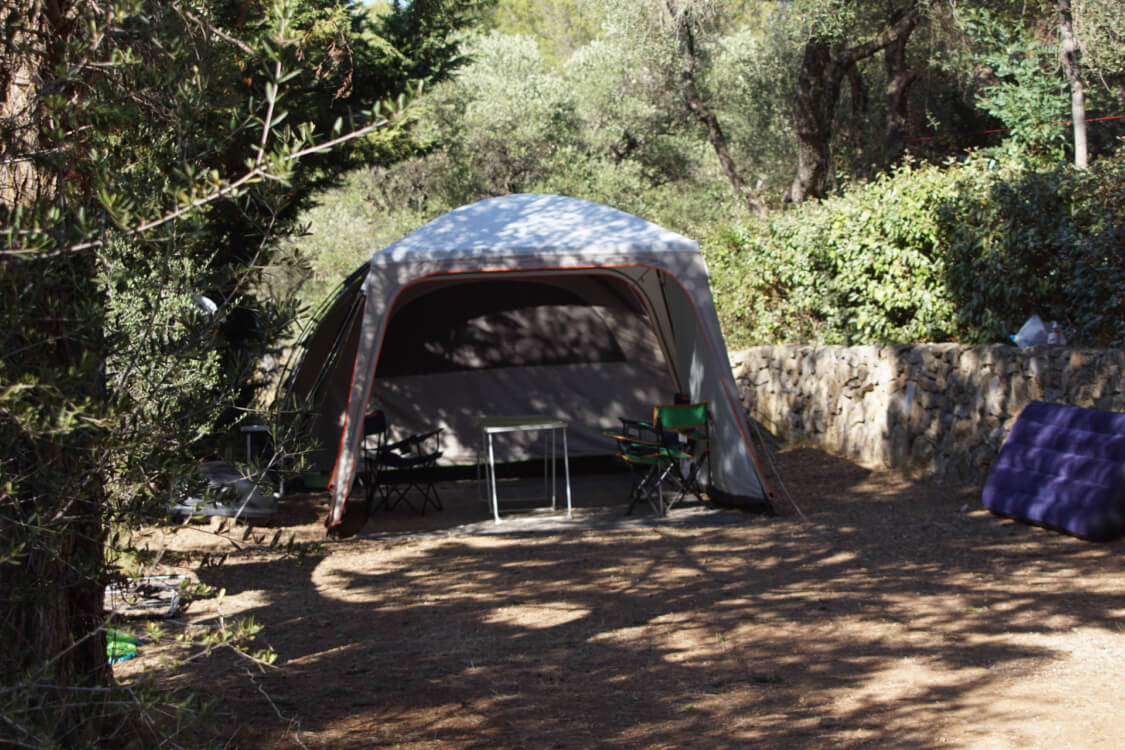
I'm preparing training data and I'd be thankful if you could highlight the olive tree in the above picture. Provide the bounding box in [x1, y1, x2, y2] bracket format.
[0, 0, 483, 744]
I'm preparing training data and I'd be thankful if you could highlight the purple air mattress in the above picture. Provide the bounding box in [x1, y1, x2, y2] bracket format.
[982, 401, 1125, 541]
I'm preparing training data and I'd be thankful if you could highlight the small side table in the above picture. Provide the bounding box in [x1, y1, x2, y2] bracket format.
[479, 416, 573, 523]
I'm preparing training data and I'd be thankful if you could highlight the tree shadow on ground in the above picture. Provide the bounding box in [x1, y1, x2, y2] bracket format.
[148, 448, 1125, 749]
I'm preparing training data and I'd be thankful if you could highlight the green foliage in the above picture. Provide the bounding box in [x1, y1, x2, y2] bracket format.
[485, 0, 605, 66]
[287, 0, 1125, 352]
[707, 16, 802, 198]
[789, 0, 863, 40]
[941, 151, 1125, 346]
[709, 158, 960, 346]
[1074, 0, 1125, 79]
[709, 148, 1125, 348]
[271, 167, 423, 323]
[957, 8, 1070, 164]
[1, 0, 483, 744]
[564, 34, 679, 168]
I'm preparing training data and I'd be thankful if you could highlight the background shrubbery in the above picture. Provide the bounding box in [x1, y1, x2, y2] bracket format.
[708, 148, 1125, 348]
[283, 1, 1125, 352]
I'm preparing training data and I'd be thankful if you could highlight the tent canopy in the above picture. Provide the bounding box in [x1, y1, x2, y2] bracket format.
[287, 194, 773, 529]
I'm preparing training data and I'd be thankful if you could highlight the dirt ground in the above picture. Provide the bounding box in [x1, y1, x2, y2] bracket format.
[116, 448, 1125, 749]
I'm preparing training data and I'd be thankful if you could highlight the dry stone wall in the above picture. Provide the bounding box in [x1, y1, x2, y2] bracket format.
[732, 344, 1125, 485]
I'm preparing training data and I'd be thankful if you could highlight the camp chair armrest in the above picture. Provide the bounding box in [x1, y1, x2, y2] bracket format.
[603, 431, 663, 449]
[619, 417, 655, 433]
[613, 439, 690, 459]
[379, 448, 443, 469]
[385, 427, 444, 453]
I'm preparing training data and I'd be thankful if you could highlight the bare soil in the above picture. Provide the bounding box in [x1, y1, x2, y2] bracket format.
[117, 448, 1125, 749]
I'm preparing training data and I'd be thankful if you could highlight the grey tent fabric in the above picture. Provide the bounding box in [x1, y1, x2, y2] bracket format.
[286, 194, 774, 530]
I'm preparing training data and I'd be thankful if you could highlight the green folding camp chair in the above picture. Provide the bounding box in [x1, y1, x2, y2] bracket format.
[605, 401, 711, 515]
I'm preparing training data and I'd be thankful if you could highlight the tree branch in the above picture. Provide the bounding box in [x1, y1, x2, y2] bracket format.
[175, 3, 260, 58]
[2, 118, 389, 259]
[665, 0, 767, 217]
[838, 7, 919, 69]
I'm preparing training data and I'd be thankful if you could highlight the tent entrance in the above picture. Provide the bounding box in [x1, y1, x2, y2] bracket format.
[368, 270, 681, 465]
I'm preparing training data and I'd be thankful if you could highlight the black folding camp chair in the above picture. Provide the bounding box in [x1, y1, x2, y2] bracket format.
[360, 411, 388, 512]
[605, 401, 710, 516]
[362, 409, 444, 514]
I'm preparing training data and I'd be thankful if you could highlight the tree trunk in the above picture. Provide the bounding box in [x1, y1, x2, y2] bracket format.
[1058, 0, 1088, 168]
[0, 1, 111, 742]
[883, 14, 919, 165]
[0, 1, 53, 206]
[786, 7, 920, 203]
[665, 0, 767, 217]
[786, 38, 840, 203]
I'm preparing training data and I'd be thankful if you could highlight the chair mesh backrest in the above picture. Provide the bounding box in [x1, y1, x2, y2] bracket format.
[654, 402, 708, 432]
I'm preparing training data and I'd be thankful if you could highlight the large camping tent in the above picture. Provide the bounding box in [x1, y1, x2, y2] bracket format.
[287, 194, 774, 530]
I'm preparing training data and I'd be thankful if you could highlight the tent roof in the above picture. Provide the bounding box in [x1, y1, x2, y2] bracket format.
[374, 193, 698, 265]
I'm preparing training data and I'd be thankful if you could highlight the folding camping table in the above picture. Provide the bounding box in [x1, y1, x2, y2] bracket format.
[478, 415, 573, 523]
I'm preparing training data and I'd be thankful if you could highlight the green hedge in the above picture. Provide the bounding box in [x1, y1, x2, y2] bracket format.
[707, 150, 1125, 348]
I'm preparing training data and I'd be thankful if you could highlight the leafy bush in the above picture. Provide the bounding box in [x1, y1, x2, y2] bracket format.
[709, 148, 1125, 348]
[943, 152, 1125, 346]
[957, 8, 1071, 164]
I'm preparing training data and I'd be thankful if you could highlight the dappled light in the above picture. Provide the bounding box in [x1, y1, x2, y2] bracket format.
[120, 448, 1125, 748]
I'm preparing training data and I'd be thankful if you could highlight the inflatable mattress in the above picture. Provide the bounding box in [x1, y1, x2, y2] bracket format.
[982, 401, 1125, 541]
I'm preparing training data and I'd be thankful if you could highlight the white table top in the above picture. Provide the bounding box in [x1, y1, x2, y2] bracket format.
[479, 415, 568, 433]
